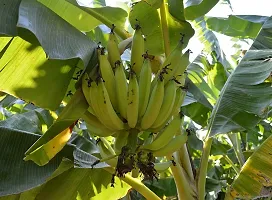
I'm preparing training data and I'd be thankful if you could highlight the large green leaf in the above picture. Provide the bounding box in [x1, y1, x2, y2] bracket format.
[206, 15, 268, 39]
[18, 0, 96, 65]
[0, 0, 21, 36]
[0, 128, 64, 196]
[208, 17, 272, 137]
[0, 35, 76, 110]
[35, 168, 130, 200]
[39, 0, 127, 33]
[225, 134, 272, 199]
[183, 0, 219, 20]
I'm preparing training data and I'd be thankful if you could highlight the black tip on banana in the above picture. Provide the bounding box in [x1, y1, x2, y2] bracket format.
[110, 24, 116, 33]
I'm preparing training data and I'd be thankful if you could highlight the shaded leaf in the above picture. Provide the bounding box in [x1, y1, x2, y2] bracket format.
[18, 0, 96, 65]
[208, 17, 272, 136]
[183, 0, 219, 20]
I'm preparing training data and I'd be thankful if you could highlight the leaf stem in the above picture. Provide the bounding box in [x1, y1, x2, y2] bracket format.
[166, 155, 195, 200]
[104, 167, 161, 200]
[197, 137, 213, 200]
[160, 0, 171, 56]
[100, 137, 115, 155]
[223, 155, 240, 174]
[227, 132, 245, 167]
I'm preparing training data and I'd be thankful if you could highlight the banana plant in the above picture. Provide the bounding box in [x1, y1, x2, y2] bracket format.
[0, 0, 272, 200]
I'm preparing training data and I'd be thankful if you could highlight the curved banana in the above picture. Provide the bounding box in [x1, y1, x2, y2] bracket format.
[82, 111, 114, 137]
[107, 29, 121, 68]
[82, 73, 92, 105]
[173, 50, 190, 83]
[140, 75, 164, 130]
[96, 78, 125, 130]
[127, 71, 139, 128]
[114, 130, 129, 154]
[97, 139, 117, 167]
[154, 161, 173, 173]
[151, 79, 177, 129]
[130, 25, 145, 76]
[138, 56, 152, 119]
[118, 37, 133, 55]
[153, 134, 188, 157]
[98, 48, 118, 109]
[114, 61, 128, 119]
[171, 86, 187, 117]
[141, 113, 183, 151]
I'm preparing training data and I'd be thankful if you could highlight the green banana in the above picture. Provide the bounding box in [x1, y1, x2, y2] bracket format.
[173, 49, 190, 81]
[82, 111, 114, 137]
[138, 56, 152, 119]
[153, 134, 188, 157]
[140, 75, 164, 130]
[141, 113, 184, 151]
[118, 37, 133, 55]
[130, 25, 145, 76]
[82, 73, 96, 115]
[154, 161, 173, 173]
[98, 48, 118, 110]
[107, 29, 121, 68]
[88, 80, 115, 130]
[151, 79, 177, 129]
[171, 86, 187, 117]
[97, 139, 117, 167]
[157, 35, 186, 85]
[127, 71, 139, 128]
[114, 61, 128, 119]
[114, 130, 129, 154]
[96, 78, 125, 130]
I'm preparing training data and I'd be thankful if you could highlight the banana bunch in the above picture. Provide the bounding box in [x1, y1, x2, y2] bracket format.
[81, 25, 190, 161]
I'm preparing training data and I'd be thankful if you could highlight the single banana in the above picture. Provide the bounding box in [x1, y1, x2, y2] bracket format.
[96, 78, 125, 130]
[154, 161, 173, 173]
[151, 79, 177, 129]
[114, 61, 128, 119]
[130, 25, 145, 76]
[171, 86, 187, 117]
[118, 37, 133, 55]
[24, 123, 75, 166]
[138, 56, 152, 119]
[127, 71, 139, 128]
[107, 28, 121, 68]
[153, 134, 188, 157]
[82, 73, 96, 115]
[140, 75, 164, 130]
[98, 48, 118, 109]
[114, 130, 129, 154]
[82, 111, 114, 137]
[97, 139, 117, 167]
[173, 50, 190, 82]
[141, 113, 183, 151]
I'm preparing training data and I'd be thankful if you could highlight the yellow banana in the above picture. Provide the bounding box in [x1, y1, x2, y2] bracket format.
[96, 78, 125, 130]
[130, 25, 145, 76]
[82, 111, 114, 137]
[24, 123, 75, 166]
[151, 79, 177, 129]
[98, 48, 118, 110]
[138, 56, 152, 119]
[153, 134, 188, 157]
[114, 61, 128, 119]
[127, 71, 139, 128]
[107, 29, 121, 68]
[114, 130, 129, 154]
[118, 37, 133, 55]
[141, 114, 183, 151]
[140, 75, 164, 130]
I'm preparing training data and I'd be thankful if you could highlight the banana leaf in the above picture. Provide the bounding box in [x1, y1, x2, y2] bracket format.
[207, 16, 272, 137]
